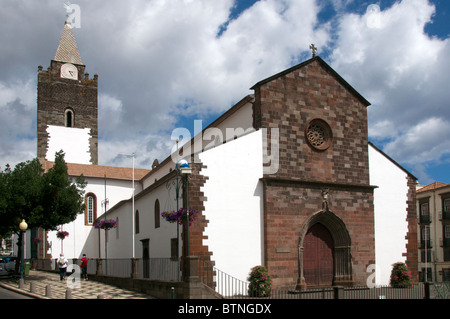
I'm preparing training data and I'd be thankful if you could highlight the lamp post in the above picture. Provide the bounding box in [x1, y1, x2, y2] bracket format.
[180, 164, 192, 257]
[19, 219, 28, 280]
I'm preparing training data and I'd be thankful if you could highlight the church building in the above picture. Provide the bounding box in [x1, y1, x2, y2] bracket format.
[100, 54, 418, 289]
[23, 18, 418, 291]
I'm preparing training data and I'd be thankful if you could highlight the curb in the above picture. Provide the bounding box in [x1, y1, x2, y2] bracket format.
[0, 281, 49, 299]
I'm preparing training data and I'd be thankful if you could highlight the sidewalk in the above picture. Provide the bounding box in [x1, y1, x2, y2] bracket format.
[0, 270, 155, 299]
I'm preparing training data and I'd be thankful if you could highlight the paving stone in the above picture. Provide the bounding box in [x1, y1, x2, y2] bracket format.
[0, 270, 154, 299]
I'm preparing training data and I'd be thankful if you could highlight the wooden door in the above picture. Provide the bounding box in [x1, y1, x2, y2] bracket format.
[303, 223, 334, 286]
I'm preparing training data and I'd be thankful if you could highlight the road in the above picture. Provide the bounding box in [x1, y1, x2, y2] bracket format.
[0, 286, 33, 299]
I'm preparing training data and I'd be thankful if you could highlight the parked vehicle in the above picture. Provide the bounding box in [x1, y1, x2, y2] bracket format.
[0, 257, 17, 276]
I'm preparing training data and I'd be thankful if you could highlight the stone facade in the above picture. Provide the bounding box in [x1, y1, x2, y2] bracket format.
[180, 160, 210, 249]
[252, 57, 375, 289]
[405, 175, 419, 282]
[37, 60, 98, 164]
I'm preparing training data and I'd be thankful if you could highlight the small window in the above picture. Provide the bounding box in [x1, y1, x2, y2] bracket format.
[445, 225, 450, 239]
[135, 210, 140, 234]
[421, 203, 429, 216]
[155, 199, 160, 228]
[85, 193, 97, 225]
[444, 198, 450, 213]
[65, 109, 74, 127]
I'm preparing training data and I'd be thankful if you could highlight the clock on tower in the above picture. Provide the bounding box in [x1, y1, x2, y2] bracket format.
[60, 63, 78, 80]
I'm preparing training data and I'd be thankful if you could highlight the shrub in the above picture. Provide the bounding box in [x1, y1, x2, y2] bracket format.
[248, 266, 272, 297]
[390, 262, 412, 288]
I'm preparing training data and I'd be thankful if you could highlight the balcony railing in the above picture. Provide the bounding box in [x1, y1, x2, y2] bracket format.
[440, 211, 450, 220]
[420, 215, 431, 223]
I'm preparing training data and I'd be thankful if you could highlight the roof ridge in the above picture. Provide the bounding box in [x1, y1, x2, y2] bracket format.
[44, 161, 151, 181]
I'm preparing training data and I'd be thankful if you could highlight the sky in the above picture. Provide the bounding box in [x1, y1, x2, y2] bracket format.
[0, 0, 449, 185]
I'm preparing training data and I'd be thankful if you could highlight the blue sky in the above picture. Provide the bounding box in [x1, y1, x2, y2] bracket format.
[0, 0, 449, 185]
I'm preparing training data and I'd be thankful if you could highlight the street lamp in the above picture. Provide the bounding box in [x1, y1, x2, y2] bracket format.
[179, 162, 192, 257]
[19, 219, 28, 280]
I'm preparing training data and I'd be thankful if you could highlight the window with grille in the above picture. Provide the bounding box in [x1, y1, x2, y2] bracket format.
[84, 193, 97, 225]
[419, 200, 430, 223]
[421, 203, 429, 216]
[445, 225, 450, 239]
[444, 198, 450, 212]
[87, 196, 94, 224]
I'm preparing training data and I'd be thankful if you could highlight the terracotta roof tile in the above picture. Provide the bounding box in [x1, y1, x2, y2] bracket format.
[44, 161, 150, 181]
[417, 182, 449, 193]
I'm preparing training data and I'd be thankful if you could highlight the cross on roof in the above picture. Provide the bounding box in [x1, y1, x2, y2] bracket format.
[309, 44, 317, 57]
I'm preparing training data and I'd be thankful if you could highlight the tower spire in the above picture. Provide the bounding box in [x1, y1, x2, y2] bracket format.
[54, 20, 82, 65]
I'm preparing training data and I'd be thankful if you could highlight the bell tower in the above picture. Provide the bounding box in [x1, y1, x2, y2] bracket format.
[37, 20, 98, 165]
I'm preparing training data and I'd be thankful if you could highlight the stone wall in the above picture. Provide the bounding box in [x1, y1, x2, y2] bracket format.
[37, 61, 98, 164]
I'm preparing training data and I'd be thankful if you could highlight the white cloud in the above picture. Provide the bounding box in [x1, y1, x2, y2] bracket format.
[384, 117, 450, 165]
[99, 131, 175, 169]
[83, 0, 330, 165]
[0, 0, 448, 182]
[329, 0, 450, 169]
[0, 78, 36, 168]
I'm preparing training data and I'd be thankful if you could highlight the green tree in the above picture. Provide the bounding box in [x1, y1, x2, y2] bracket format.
[0, 151, 86, 273]
[37, 152, 87, 230]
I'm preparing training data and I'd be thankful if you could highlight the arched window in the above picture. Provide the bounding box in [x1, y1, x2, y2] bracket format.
[85, 193, 97, 225]
[155, 199, 160, 228]
[135, 210, 140, 234]
[65, 108, 74, 127]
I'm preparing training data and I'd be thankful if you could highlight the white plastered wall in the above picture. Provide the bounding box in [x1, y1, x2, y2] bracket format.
[45, 176, 138, 260]
[369, 144, 409, 286]
[199, 129, 264, 283]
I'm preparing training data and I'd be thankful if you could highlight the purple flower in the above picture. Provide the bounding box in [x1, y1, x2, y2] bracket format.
[161, 208, 198, 225]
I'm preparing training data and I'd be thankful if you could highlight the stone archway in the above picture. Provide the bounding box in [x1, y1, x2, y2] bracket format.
[297, 210, 352, 289]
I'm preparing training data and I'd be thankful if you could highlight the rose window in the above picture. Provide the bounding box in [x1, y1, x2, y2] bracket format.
[305, 119, 332, 151]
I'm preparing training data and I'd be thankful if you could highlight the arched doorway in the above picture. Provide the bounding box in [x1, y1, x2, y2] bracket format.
[303, 223, 334, 286]
[297, 210, 352, 289]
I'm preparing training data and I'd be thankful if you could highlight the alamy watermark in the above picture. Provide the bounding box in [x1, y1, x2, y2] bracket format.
[366, 263, 377, 288]
[67, 263, 81, 289]
[64, 1, 81, 29]
[170, 120, 279, 174]
[366, 4, 381, 29]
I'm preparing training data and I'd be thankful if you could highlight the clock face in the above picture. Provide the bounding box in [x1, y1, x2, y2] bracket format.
[60, 63, 78, 80]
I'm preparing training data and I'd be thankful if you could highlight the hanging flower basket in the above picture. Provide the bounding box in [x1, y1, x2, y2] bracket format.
[56, 231, 69, 240]
[94, 219, 118, 231]
[161, 208, 198, 226]
[33, 237, 42, 244]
